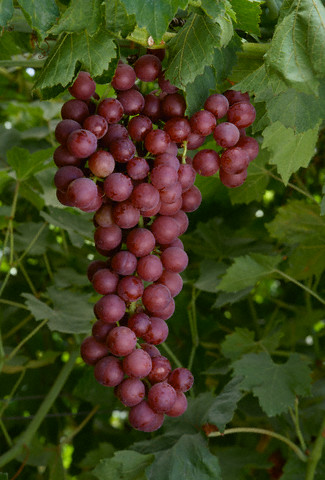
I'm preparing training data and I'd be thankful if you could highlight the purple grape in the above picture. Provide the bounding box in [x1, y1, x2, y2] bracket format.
[101, 123, 128, 147]
[88, 150, 115, 177]
[142, 285, 172, 315]
[98, 98, 124, 124]
[131, 183, 160, 211]
[158, 71, 178, 93]
[92, 319, 115, 343]
[154, 153, 180, 171]
[69, 71, 96, 100]
[111, 63, 136, 91]
[235, 136, 259, 162]
[144, 129, 171, 155]
[141, 343, 161, 358]
[164, 117, 191, 143]
[123, 349, 152, 378]
[128, 115, 152, 141]
[159, 181, 182, 203]
[128, 312, 150, 337]
[227, 102, 256, 128]
[161, 93, 186, 119]
[213, 122, 240, 148]
[53, 145, 81, 167]
[178, 164, 196, 192]
[190, 110, 216, 136]
[204, 93, 229, 118]
[158, 271, 183, 297]
[126, 228, 156, 257]
[156, 297, 175, 320]
[117, 275, 144, 302]
[220, 147, 250, 174]
[168, 367, 194, 392]
[106, 326, 137, 356]
[182, 186, 202, 212]
[171, 210, 189, 235]
[117, 89, 145, 115]
[142, 93, 161, 122]
[148, 355, 171, 383]
[141, 200, 161, 218]
[186, 132, 206, 150]
[223, 90, 250, 105]
[151, 165, 178, 190]
[94, 356, 124, 387]
[159, 198, 182, 216]
[94, 204, 114, 227]
[66, 129, 97, 159]
[151, 216, 180, 245]
[113, 201, 140, 229]
[165, 391, 187, 417]
[117, 378, 145, 407]
[127, 156, 150, 180]
[219, 167, 247, 188]
[54, 166, 84, 192]
[87, 260, 107, 282]
[192, 149, 220, 177]
[111, 251, 137, 276]
[109, 137, 136, 163]
[55, 119, 81, 145]
[92, 268, 119, 295]
[80, 336, 109, 365]
[161, 247, 188, 273]
[61, 99, 89, 123]
[94, 294, 126, 324]
[104, 173, 133, 201]
[66, 177, 98, 208]
[147, 48, 165, 61]
[134, 54, 162, 82]
[137, 255, 163, 282]
[129, 400, 164, 432]
[94, 225, 122, 251]
[83, 115, 108, 139]
[148, 382, 177, 413]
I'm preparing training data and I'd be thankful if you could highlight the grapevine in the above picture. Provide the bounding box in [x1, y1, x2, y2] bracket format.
[53, 52, 258, 432]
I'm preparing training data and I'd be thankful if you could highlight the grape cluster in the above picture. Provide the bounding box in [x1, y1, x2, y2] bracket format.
[53, 50, 257, 432]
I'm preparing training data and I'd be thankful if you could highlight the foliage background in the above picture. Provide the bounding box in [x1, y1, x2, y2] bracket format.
[0, 0, 325, 479]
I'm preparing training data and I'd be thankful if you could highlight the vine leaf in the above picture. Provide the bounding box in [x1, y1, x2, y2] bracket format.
[265, 0, 325, 95]
[0, 0, 14, 26]
[49, 0, 103, 36]
[218, 253, 282, 292]
[221, 328, 283, 361]
[93, 450, 154, 480]
[262, 121, 321, 184]
[34, 29, 117, 98]
[232, 352, 312, 416]
[104, 0, 136, 38]
[120, 0, 188, 41]
[165, 13, 225, 88]
[6, 146, 54, 181]
[231, 0, 263, 35]
[17, 0, 59, 41]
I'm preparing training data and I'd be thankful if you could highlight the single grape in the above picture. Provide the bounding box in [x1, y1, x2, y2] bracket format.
[55, 119, 81, 145]
[186, 132, 206, 150]
[80, 193, 103, 212]
[104, 172, 133, 201]
[165, 391, 187, 417]
[151, 165, 178, 190]
[158, 270, 183, 297]
[220, 147, 250, 174]
[134, 54, 162, 82]
[171, 210, 189, 235]
[141, 200, 162, 218]
[113, 201, 140, 229]
[235, 136, 259, 162]
[223, 90, 250, 105]
[126, 228, 156, 257]
[161, 247, 188, 273]
[94, 204, 114, 228]
[157, 297, 175, 320]
[54, 166, 84, 192]
[98, 98, 124, 124]
[227, 102, 256, 128]
[87, 260, 107, 282]
[123, 349, 152, 378]
[219, 167, 247, 188]
[92, 268, 119, 295]
[109, 138, 136, 163]
[129, 400, 164, 432]
[128, 115, 152, 141]
[94, 294, 126, 324]
[67, 177, 98, 208]
[148, 382, 177, 413]
[106, 326, 137, 356]
[148, 355, 171, 383]
[80, 336, 109, 365]
[192, 149, 220, 177]
[151, 216, 180, 245]
[141, 343, 161, 358]
[159, 197, 182, 216]
[117, 89, 145, 115]
[161, 93, 186, 119]
[66, 129, 97, 159]
[142, 93, 161, 122]
[159, 182, 182, 204]
[94, 356, 124, 387]
[88, 150, 115, 177]
[142, 285, 172, 315]
[53, 145, 81, 167]
[168, 367, 194, 392]
[128, 312, 150, 337]
[92, 319, 115, 343]
[61, 99, 89, 123]
[137, 255, 163, 282]
[131, 183, 160, 211]
[117, 378, 145, 407]
[178, 164, 196, 192]
[144, 129, 171, 155]
[154, 153, 180, 172]
[117, 275, 144, 302]
[111, 63, 136, 91]
[127, 156, 150, 180]
[161, 237, 184, 250]
[100, 123, 128, 147]
[69, 71, 96, 100]
[204, 93, 229, 118]
[94, 225, 122, 251]
[111, 250, 137, 276]
[182, 185, 202, 212]
[189, 110, 216, 136]
[165, 142, 178, 156]
[158, 71, 178, 93]
[164, 117, 191, 143]
[83, 115, 108, 139]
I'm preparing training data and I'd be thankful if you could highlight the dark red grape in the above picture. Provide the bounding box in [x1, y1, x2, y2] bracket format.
[213, 122, 240, 148]
[127, 156, 150, 180]
[142, 93, 161, 121]
[168, 367, 194, 392]
[159, 197, 182, 216]
[148, 355, 171, 383]
[129, 400, 164, 432]
[106, 326, 137, 356]
[111, 63, 136, 91]
[165, 391, 187, 417]
[80, 336, 109, 365]
[235, 136, 259, 162]
[117, 89, 145, 115]
[101, 123, 128, 147]
[156, 297, 175, 320]
[128, 312, 150, 337]
[204, 93, 229, 118]
[158, 71, 178, 93]
[141, 343, 161, 358]
[53, 145, 81, 167]
[126, 228, 156, 257]
[55, 119, 81, 145]
[104, 172, 133, 201]
[88, 150, 115, 177]
[190, 110, 216, 136]
[148, 382, 177, 413]
[69, 71, 96, 100]
[178, 164, 196, 192]
[161, 93, 186, 119]
[94, 356, 124, 386]
[92, 319, 115, 343]
[111, 250, 137, 276]
[66, 177, 98, 208]
[151, 216, 180, 245]
[123, 349, 152, 378]
[128, 115, 152, 141]
[113, 201, 140, 229]
[109, 137, 136, 163]
[186, 132, 206, 150]
[164, 117, 191, 143]
[147, 48, 165, 61]
[182, 185, 202, 212]
[142, 285, 172, 315]
[144, 129, 171, 155]
[87, 260, 107, 282]
[54, 166, 84, 192]
[80, 193, 103, 212]
[227, 102, 256, 128]
[94, 294, 126, 324]
[223, 90, 250, 105]
[83, 115, 108, 139]
[220, 147, 250, 174]
[117, 378, 145, 407]
[192, 149, 220, 177]
[154, 153, 180, 171]
[137, 255, 163, 282]
[94, 224, 122, 251]
[131, 183, 160, 211]
[171, 210, 189, 235]
[61, 99, 89, 123]
[141, 200, 162, 218]
[94, 204, 114, 227]
[219, 167, 247, 188]
[151, 165, 178, 190]
[66, 129, 97, 159]
[159, 182, 182, 204]
[134, 54, 162, 82]
[92, 268, 119, 295]
[117, 275, 144, 302]
[98, 98, 124, 124]
[158, 270, 183, 297]
[161, 247, 188, 273]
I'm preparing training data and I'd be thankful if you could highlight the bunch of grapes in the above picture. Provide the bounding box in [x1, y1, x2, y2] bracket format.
[53, 50, 258, 432]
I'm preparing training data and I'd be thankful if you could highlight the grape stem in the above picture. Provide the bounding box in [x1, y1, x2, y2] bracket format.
[181, 141, 188, 164]
[161, 343, 182, 368]
[188, 286, 199, 372]
[208, 427, 307, 462]
[289, 398, 307, 453]
[305, 416, 325, 480]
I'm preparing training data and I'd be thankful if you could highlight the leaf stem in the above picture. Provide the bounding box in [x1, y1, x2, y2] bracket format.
[275, 270, 325, 306]
[182, 142, 188, 164]
[208, 427, 307, 462]
[305, 416, 325, 480]
[161, 343, 182, 368]
[188, 286, 199, 371]
[61, 405, 99, 445]
[0, 299, 29, 311]
[0, 350, 78, 468]
[289, 398, 307, 452]
[265, 0, 280, 19]
[14, 222, 47, 267]
[5, 318, 48, 364]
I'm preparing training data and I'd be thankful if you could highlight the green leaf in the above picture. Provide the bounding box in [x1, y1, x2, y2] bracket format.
[53, 268, 90, 288]
[104, 0, 136, 37]
[232, 352, 312, 416]
[262, 121, 320, 184]
[17, 0, 59, 41]
[6, 147, 54, 181]
[34, 29, 117, 98]
[221, 328, 283, 361]
[228, 150, 271, 205]
[79, 443, 115, 469]
[185, 66, 216, 117]
[23, 287, 94, 333]
[231, 0, 263, 34]
[0, 474, 8, 480]
[166, 13, 224, 89]
[93, 450, 154, 480]
[146, 434, 221, 480]
[0, 0, 14, 26]
[73, 368, 116, 406]
[218, 253, 282, 292]
[233, 64, 285, 103]
[213, 33, 242, 84]
[40, 206, 94, 242]
[206, 377, 243, 431]
[265, 0, 325, 95]
[120, 0, 188, 41]
[194, 260, 226, 292]
[218, 446, 271, 480]
[50, 0, 102, 36]
[14, 222, 52, 255]
[213, 287, 252, 308]
[267, 88, 325, 133]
